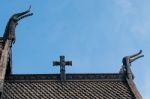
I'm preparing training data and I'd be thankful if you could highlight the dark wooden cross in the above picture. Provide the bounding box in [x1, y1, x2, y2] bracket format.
[53, 56, 72, 81]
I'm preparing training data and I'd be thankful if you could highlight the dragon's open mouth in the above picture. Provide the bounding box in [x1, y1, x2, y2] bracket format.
[18, 13, 33, 21]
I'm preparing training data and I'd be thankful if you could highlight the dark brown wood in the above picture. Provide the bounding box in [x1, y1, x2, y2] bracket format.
[0, 7, 33, 98]
[126, 78, 143, 99]
[0, 40, 12, 98]
[3, 6, 33, 44]
[120, 50, 144, 80]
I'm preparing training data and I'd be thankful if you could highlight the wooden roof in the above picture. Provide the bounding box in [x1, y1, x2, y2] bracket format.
[1, 74, 141, 99]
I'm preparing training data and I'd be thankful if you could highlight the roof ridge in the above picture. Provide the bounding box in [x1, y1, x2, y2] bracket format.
[6, 73, 126, 81]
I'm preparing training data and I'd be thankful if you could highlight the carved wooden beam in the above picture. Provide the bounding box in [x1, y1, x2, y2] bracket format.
[0, 40, 12, 97]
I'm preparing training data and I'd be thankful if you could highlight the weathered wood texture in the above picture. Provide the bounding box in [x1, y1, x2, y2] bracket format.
[127, 78, 143, 99]
[0, 40, 12, 93]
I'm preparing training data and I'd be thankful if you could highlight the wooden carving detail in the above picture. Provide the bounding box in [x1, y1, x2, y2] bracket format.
[3, 6, 33, 44]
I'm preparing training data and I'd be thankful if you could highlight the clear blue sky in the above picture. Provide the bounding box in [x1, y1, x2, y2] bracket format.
[0, 0, 149, 98]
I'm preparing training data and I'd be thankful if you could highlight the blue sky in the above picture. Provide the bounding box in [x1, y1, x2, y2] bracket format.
[0, 0, 149, 98]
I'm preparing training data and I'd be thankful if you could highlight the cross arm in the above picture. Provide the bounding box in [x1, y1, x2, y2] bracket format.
[65, 61, 72, 66]
[53, 61, 60, 66]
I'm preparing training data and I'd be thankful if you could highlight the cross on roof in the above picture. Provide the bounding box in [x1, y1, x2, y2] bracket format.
[53, 56, 72, 81]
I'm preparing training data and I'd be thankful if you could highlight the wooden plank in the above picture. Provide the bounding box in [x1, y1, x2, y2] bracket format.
[0, 40, 12, 94]
[126, 78, 143, 99]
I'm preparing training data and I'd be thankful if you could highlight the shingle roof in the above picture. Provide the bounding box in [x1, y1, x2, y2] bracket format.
[1, 74, 136, 99]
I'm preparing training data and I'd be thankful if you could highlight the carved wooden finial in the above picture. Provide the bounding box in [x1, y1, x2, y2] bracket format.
[120, 50, 144, 80]
[3, 7, 33, 44]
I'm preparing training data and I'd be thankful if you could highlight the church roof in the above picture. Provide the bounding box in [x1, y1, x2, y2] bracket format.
[0, 9, 143, 99]
[1, 73, 139, 99]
